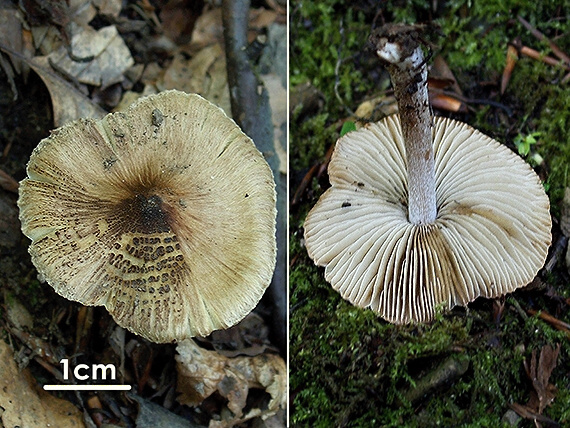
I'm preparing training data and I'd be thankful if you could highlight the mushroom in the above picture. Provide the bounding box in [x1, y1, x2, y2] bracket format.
[18, 90, 277, 343]
[303, 24, 551, 324]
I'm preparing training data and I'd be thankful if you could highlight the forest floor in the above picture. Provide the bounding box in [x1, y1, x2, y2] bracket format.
[290, 1, 570, 427]
[0, 0, 287, 427]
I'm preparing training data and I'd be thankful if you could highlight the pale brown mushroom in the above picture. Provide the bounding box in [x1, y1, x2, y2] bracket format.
[303, 25, 551, 323]
[18, 90, 277, 343]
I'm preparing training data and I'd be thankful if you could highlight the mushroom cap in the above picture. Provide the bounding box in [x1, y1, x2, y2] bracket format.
[304, 115, 551, 324]
[18, 90, 276, 342]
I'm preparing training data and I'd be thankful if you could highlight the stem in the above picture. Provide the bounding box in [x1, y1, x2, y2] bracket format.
[369, 25, 437, 225]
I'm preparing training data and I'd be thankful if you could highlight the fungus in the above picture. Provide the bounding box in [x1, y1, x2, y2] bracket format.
[18, 90, 277, 343]
[303, 24, 551, 324]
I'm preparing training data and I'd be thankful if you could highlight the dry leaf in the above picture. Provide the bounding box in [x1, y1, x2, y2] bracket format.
[188, 8, 224, 52]
[206, 313, 272, 358]
[354, 95, 399, 121]
[259, 23, 287, 174]
[501, 44, 518, 95]
[130, 393, 203, 428]
[0, 193, 20, 250]
[68, 0, 96, 26]
[176, 339, 286, 427]
[509, 403, 558, 427]
[0, 4, 24, 99]
[92, 0, 123, 18]
[524, 344, 560, 414]
[4, 291, 34, 330]
[48, 24, 134, 88]
[430, 93, 467, 113]
[249, 8, 278, 31]
[160, 44, 230, 115]
[0, 340, 85, 427]
[159, 0, 202, 44]
[430, 55, 463, 95]
[0, 5, 24, 75]
[188, 7, 277, 53]
[0, 168, 19, 193]
[29, 56, 106, 126]
[512, 344, 561, 426]
[20, 0, 69, 28]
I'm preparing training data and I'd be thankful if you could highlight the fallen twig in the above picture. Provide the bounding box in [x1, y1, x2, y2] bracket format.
[428, 87, 513, 116]
[292, 163, 319, 207]
[334, 17, 357, 117]
[527, 309, 570, 337]
[510, 402, 560, 427]
[400, 354, 470, 405]
[508, 297, 529, 320]
[518, 15, 570, 65]
[519, 45, 570, 70]
[510, 38, 570, 72]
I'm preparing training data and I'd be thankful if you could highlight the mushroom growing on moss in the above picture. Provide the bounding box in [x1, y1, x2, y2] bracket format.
[18, 90, 277, 343]
[303, 24, 551, 324]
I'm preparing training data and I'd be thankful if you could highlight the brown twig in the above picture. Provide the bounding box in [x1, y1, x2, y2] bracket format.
[517, 15, 570, 65]
[519, 45, 570, 70]
[511, 37, 570, 71]
[428, 87, 513, 116]
[400, 354, 470, 405]
[292, 164, 319, 207]
[510, 402, 560, 425]
[33, 355, 65, 382]
[507, 36, 570, 85]
[429, 91, 467, 112]
[527, 309, 570, 337]
[292, 141, 336, 207]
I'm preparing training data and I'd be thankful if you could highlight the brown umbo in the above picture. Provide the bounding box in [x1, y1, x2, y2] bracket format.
[18, 90, 277, 343]
[303, 25, 551, 324]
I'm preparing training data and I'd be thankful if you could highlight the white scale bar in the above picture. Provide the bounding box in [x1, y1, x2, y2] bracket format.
[44, 385, 132, 391]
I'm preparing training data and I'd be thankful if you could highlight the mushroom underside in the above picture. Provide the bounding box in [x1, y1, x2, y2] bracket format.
[304, 115, 551, 324]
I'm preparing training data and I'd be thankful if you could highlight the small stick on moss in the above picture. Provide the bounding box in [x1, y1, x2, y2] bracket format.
[507, 297, 529, 321]
[517, 15, 570, 65]
[527, 309, 570, 337]
[511, 38, 570, 71]
[400, 354, 470, 405]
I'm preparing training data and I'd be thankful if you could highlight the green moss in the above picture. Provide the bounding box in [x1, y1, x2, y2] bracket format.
[290, 0, 372, 110]
[439, 0, 570, 75]
[289, 112, 334, 173]
[291, 267, 568, 425]
[550, 385, 570, 423]
[535, 85, 570, 203]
